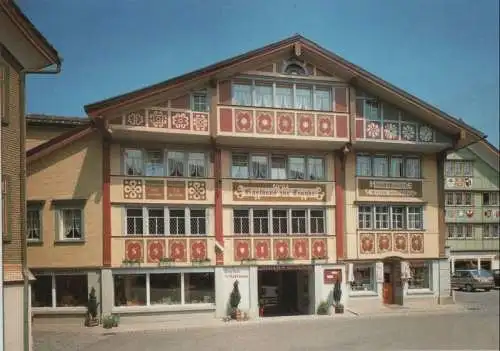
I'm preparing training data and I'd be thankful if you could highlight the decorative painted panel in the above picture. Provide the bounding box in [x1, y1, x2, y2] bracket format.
[169, 239, 187, 262]
[217, 106, 349, 140]
[359, 233, 375, 254]
[234, 239, 251, 261]
[292, 238, 309, 260]
[410, 233, 424, 254]
[190, 239, 208, 260]
[393, 233, 408, 253]
[274, 239, 291, 259]
[377, 233, 392, 253]
[254, 239, 271, 260]
[359, 232, 426, 256]
[232, 182, 326, 202]
[125, 240, 144, 262]
[357, 179, 423, 198]
[117, 109, 209, 134]
[311, 238, 327, 259]
[147, 239, 166, 263]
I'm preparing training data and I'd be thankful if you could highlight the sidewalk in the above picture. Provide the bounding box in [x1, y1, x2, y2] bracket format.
[33, 302, 468, 335]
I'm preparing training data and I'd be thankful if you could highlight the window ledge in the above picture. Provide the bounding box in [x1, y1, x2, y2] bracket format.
[348, 291, 378, 297]
[54, 240, 86, 245]
[112, 303, 215, 314]
[407, 289, 434, 296]
[32, 307, 86, 315]
[27, 240, 44, 246]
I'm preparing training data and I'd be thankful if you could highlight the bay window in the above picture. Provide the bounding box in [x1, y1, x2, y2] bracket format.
[358, 205, 424, 230]
[124, 207, 207, 236]
[231, 152, 325, 180]
[356, 154, 421, 178]
[114, 272, 215, 307]
[233, 208, 326, 235]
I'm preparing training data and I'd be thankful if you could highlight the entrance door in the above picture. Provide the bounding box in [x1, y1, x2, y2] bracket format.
[281, 270, 299, 315]
[383, 259, 404, 305]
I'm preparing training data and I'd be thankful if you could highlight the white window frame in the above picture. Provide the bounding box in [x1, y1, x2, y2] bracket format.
[444, 160, 474, 177]
[482, 224, 500, 238]
[124, 207, 208, 236]
[32, 272, 89, 310]
[482, 192, 499, 206]
[230, 152, 325, 180]
[407, 261, 433, 293]
[233, 208, 250, 235]
[357, 205, 425, 231]
[112, 271, 215, 308]
[232, 208, 326, 235]
[231, 78, 337, 112]
[57, 207, 84, 241]
[349, 263, 377, 296]
[191, 91, 209, 112]
[447, 223, 473, 239]
[355, 154, 421, 178]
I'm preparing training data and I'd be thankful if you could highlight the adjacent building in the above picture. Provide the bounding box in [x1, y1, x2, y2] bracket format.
[27, 35, 483, 321]
[445, 141, 499, 272]
[0, 1, 61, 350]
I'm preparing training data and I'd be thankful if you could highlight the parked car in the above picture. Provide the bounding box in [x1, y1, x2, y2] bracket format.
[451, 269, 494, 292]
[492, 269, 500, 288]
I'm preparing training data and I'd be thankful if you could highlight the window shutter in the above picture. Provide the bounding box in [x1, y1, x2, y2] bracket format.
[0, 64, 9, 124]
[2, 175, 11, 242]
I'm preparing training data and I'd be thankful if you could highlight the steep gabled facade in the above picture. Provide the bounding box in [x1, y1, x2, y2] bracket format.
[444, 141, 499, 272]
[1, 1, 61, 350]
[28, 35, 483, 321]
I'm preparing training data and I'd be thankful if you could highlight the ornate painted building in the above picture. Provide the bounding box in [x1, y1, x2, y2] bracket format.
[27, 35, 484, 320]
[444, 141, 499, 272]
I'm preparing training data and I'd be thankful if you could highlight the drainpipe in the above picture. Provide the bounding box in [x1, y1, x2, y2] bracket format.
[20, 62, 61, 351]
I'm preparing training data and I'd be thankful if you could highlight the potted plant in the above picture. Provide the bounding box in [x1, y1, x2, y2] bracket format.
[84, 287, 100, 327]
[316, 300, 329, 315]
[259, 298, 265, 317]
[101, 314, 114, 329]
[229, 280, 241, 320]
[333, 279, 344, 314]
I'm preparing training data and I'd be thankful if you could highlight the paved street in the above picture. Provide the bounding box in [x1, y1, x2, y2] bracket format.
[34, 291, 499, 351]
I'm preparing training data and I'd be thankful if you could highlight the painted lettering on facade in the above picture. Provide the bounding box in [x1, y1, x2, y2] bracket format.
[232, 182, 326, 202]
[358, 179, 422, 198]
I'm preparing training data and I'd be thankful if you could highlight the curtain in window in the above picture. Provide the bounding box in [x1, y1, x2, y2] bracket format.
[251, 155, 268, 179]
[233, 84, 252, 106]
[288, 157, 305, 179]
[390, 157, 404, 178]
[63, 210, 81, 239]
[271, 156, 287, 179]
[308, 158, 324, 180]
[406, 158, 420, 178]
[372, 157, 388, 177]
[254, 85, 273, 107]
[188, 153, 205, 177]
[295, 87, 312, 110]
[124, 149, 143, 176]
[167, 152, 185, 177]
[275, 87, 293, 108]
[314, 88, 331, 111]
[145, 150, 164, 176]
[356, 156, 371, 176]
[231, 154, 249, 178]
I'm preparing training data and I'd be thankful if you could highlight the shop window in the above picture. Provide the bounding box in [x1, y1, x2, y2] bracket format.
[350, 264, 376, 292]
[149, 273, 181, 305]
[184, 273, 215, 304]
[31, 275, 53, 307]
[55, 275, 88, 307]
[114, 274, 147, 306]
[408, 261, 432, 290]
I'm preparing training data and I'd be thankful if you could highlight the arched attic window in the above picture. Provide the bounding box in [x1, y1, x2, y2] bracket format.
[284, 63, 307, 76]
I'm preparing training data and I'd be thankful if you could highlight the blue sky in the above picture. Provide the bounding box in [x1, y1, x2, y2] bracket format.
[19, 0, 499, 146]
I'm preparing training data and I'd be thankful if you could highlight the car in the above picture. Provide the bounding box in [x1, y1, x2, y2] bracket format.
[492, 269, 500, 288]
[451, 269, 495, 292]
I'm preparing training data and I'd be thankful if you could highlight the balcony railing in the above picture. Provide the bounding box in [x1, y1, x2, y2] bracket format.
[111, 108, 210, 135]
[217, 105, 349, 140]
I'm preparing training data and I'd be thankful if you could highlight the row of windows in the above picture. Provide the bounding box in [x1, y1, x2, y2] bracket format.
[232, 208, 326, 235]
[358, 205, 424, 230]
[444, 160, 474, 177]
[123, 149, 207, 177]
[356, 154, 421, 178]
[126, 207, 207, 235]
[231, 153, 325, 180]
[447, 224, 499, 239]
[232, 80, 339, 111]
[27, 207, 83, 242]
[445, 191, 499, 206]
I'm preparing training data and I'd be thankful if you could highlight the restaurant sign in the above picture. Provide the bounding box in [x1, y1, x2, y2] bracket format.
[358, 179, 422, 198]
[232, 182, 326, 202]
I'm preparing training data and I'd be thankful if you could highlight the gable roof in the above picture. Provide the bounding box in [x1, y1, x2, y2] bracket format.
[27, 114, 90, 127]
[467, 139, 500, 173]
[84, 34, 485, 144]
[0, 0, 61, 67]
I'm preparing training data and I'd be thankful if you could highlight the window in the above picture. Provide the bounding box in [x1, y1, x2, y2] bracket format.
[482, 192, 499, 206]
[231, 81, 334, 111]
[444, 160, 474, 177]
[408, 261, 432, 290]
[447, 224, 473, 239]
[358, 205, 424, 230]
[59, 209, 83, 240]
[192, 93, 208, 112]
[364, 100, 380, 120]
[482, 224, 499, 238]
[123, 149, 206, 178]
[124, 149, 144, 176]
[284, 63, 306, 75]
[114, 272, 215, 307]
[233, 208, 326, 235]
[233, 209, 250, 234]
[31, 274, 88, 308]
[356, 154, 420, 178]
[125, 207, 207, 236]
[445, 192, 473, 206]
[27, 206, 42, 241]
[231, 153, 325, 180]
[350, 264, 376, 292]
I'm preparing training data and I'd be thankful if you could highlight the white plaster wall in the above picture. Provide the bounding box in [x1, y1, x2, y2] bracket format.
[313, 264, 347, 313]
[215, 266, 258, 318]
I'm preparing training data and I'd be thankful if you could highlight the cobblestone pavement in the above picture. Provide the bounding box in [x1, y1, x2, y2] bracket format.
[34, 306, 499, 351]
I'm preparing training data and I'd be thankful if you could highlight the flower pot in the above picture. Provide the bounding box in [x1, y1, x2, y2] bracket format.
[334, 304, 344, 314]
[259, 307, 264, 317]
